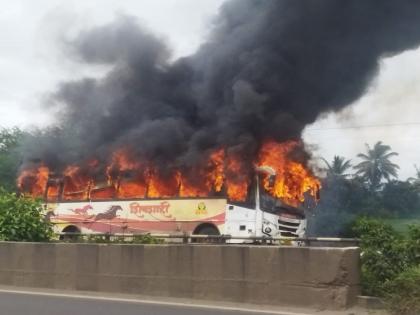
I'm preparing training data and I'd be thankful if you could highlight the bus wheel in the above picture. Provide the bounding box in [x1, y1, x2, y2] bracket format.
[60, 226, 81, 242]
[192, 224, 220, 243]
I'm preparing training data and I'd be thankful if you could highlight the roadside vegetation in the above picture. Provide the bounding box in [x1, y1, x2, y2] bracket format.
[0, 127, 25, 192]
[73, 233, 164, 244]
[0, 128, 52, 241]
[310, 141, 420, 236]
[314, 142, 420, 314]
[353, 218, 420, 315]
[0, 189, 52, 241]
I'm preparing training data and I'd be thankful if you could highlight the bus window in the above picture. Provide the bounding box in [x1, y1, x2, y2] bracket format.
[45, 177, 62, 202]
[228, 179, 256, 209]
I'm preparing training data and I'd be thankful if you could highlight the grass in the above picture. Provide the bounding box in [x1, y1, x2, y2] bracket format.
[384, 218, 420, 234]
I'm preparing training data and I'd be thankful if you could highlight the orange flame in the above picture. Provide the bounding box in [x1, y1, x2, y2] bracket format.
[62, 165, 91, 200]
[17, 165, 49, 197]
[17, 140, 320, 206]
[106, 150, 147, 198]
[179, 148, 226, 198]
[257, 140, 320, 207]
[224, 152, 250, 202]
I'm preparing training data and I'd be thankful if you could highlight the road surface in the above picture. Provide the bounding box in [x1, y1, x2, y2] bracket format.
[0, 288, 311, 315]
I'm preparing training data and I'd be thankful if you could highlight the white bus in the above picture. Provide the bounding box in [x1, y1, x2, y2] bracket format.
[44, 167, 307, 242]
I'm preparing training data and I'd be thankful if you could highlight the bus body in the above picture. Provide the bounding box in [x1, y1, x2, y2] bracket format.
[45, 168, 307, 241]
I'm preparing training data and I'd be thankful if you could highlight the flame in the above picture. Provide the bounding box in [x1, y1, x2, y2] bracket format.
[179, 149, 226, 198]
[17, 140, 320, 207]
[106, 150, 147, 198]
[117, 181, 147, 198]
[17, 166, 49, 197]
[257, 140, 320, 207]
[62, 165, 91, 200]
[147, 169, 180, 198]
[224, 152, 250, 202]
[209, 149, 225, 193]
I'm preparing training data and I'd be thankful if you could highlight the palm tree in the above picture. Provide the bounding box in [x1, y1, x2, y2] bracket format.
[354, 141, 399, 190]
[322, 155, 352, 178]
[408, 165, 420, 191]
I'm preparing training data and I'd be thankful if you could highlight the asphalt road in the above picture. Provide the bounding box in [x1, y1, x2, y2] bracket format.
[0, 289, 298, 315]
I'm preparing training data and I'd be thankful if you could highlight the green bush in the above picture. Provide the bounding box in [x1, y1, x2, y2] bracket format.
[0, 128, 24, 192]
[83, 233, 164, 244]
[383, 266, 420, 315]
[85, 235, 110, 243]
[352, 217, 409, 296]
[131, 234, 164, 244]
[0, 190, 52, 241]
[353, 217, 420, 314]
[406, 225, 420, 265]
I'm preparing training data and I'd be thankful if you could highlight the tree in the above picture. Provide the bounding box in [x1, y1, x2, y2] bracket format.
[354, 141, 399, 190]
[0, 189, 52, 241]
[0, 127, 24, 191]
[322, 155, 352, 178]
[408, 165, 420, 191]
[382, 180, 420, 218]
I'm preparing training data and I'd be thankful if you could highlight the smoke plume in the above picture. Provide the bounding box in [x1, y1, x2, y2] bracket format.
[22, 0, 420, 177]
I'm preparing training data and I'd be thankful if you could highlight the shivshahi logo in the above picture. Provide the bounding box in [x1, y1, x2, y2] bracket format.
[195, 202, 207, 215]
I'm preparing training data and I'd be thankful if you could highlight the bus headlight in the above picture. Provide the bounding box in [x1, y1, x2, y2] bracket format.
[264, 227, 272, 234]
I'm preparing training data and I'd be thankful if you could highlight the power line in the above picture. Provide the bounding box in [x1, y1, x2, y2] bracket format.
[305, 122, 420, 131]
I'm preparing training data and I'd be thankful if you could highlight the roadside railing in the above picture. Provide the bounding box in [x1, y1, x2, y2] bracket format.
[54, 232, 360, 246]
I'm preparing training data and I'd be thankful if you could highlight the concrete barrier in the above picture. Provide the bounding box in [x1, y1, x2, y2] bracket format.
[0, 242, 360, 309]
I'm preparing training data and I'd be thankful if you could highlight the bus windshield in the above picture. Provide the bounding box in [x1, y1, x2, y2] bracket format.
[259, 188, 282, 214]
[259, 183, 305, 219]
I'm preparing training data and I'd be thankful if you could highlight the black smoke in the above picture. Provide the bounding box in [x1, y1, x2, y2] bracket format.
[21, 0, 420, 176]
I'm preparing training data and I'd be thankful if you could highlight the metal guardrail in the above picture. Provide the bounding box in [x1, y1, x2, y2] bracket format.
[55, 232, 360, 246]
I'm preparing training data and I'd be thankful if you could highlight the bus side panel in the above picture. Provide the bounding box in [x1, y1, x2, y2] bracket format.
[125, 199, 226, 234]
[224, 204, 257, 238]
[47, 199, 227, 235]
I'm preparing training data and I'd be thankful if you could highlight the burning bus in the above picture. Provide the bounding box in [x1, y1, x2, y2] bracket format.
[17, 141, 320, 242]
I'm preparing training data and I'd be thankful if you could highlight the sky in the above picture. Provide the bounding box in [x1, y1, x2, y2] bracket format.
[1, 0, 420, 179]
[0, 0, 225, 125]
[303, 48, 420, 180]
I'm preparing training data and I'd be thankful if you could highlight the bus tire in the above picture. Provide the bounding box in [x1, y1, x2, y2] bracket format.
[192, 224, 220, 243]
[60, 225, 81, 242]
